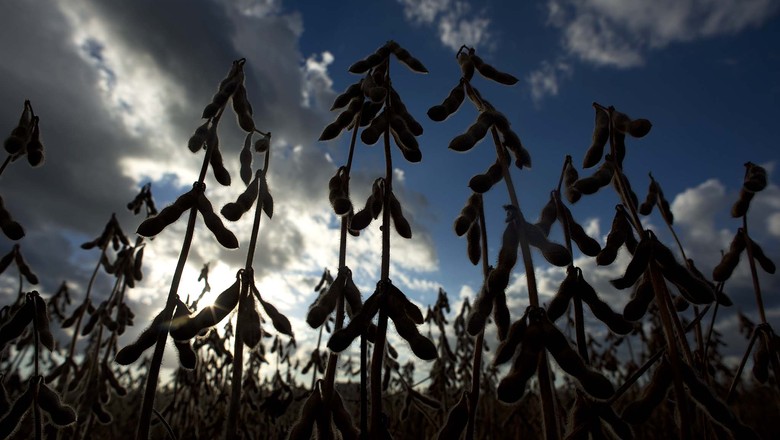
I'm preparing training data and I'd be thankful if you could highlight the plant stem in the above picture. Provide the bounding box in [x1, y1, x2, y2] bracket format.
[322, 109, 360, 403]
[59, 244, 108, 393]
[227, 152, 271, 440]
[31, 293, 42, 440]
[602, 105, 691, 440]
[136, 118, 218, 439]
[370, 91, 394, 436]
[490, 125, 559, 440]
[466, 196, 489, 440]
[0, 155, 11, 178]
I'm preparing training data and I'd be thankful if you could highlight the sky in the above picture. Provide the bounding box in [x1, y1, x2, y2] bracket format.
[1, 0, 779, 376]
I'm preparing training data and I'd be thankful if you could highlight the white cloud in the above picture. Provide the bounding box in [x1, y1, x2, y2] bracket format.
[546, 0, 780, 68]
[397, 0, 493, 51]
[768, 212, 780, 238]
[527, 59, 573, 102]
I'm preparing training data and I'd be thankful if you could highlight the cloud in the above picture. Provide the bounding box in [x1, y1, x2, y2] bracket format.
[546, 0, 780, 68]
[0, 0, 440, 365]
[527, 59, 573, 102]
[527, 0, 780, 102]
[397, 0, 493, 51]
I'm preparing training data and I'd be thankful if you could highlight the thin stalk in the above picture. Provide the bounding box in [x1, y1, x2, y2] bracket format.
[662, 201, 706, 361]
[136, 112, 220, 440]
[369, 90, 394, 436]
[726, 327, 761, 403]
[0, 155, 11, 178]
[466, 196, 490, 440]
[227, 152, 271, 440]
[601, 104, 692, 439]
[611, 304, 710, 403]
[553, 186, 589, 364]
[31, 294, 42, 440]
[490, 126, 559, 440]
[322, 107, 361, 403]
[742, 220, 767, 324]
[59, 244, 108, 393]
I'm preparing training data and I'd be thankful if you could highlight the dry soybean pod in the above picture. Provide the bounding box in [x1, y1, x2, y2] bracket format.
[427, 79, 465, 122]
[174, 277, 241, 340]
[468, 160, 503, 193]
[32, 292, 54, 351]
[173, 339, 197, 369]
[253, 283, 293, 336]
[576, 273, 633, 335]
[389, 190, 412, 239]
[222, 174, 260, 222]
[196, 193, 239, 249]
[360, 109, 388, 145]
[436, 391, 469, 440]
[115, 307, 166, 365]
[521, 220, 571, 267]
[331, 80, 363, 110]
[0, 376, 34, 438]
[621, 359, 672, 424]
[470, 53, 518, 85]
[37, 381, 77, 426]
[535, 194, 558, 236]
[596, 206, 630, 266]
[496, 319, 543, 403]
[136, 188, 197, 237]
[541, 313, 614, 399]
[332, 388, 359, 440]
[584, 104, 609, 168]
[288, 387, 321, 440]
[623, 274, 654, 322]
[494, 313, 528, 365]
[238, 292, 262, 349]
[712, 229, 746, 282]
[546, 267, 577, 322]
[747, 236, 776, 274]
[307, 268, 346, 328]
[466, 222, 481, 265]
[0, 298, 33, 351]
[328, 288, 383, 352]
[14, 248, 38, 284]
[610, 233, 652, 290]
[560, 204, 601, 256]
[0, 197, 24, 240]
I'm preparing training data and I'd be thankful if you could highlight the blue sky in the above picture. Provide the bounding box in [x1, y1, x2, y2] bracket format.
[1, 0, 779, 371]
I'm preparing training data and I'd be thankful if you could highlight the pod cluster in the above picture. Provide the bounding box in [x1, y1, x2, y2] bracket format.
[731, 162, 768, 218]
[622, 357, 759, 439]
[136, 183, 238, 249]
[126, 182, 158, 218]
[610, 231, 719, 322]
[566, 104, 652, 203]
[547, 266, 633, 335]
[0, 291, 52, 353]
[0, 243, 39, 285]
[495, 307, 615, 403]
[328, 280, 437, 361]
[565, 392, 632, 440]
[3, 100, 45, 167]
[751, 323, 780, 385]
[321, 41, 425, 164]
[638, 173, 673, 224]
[287, 381, 359, 440]
[306, 266, 362, 329]
[535, 191, 602, 257]
[0, 195, 24, 240]
[221, 168, 273, 222]
[0, 376, 76, 438]
[166, 269, 293, 351]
